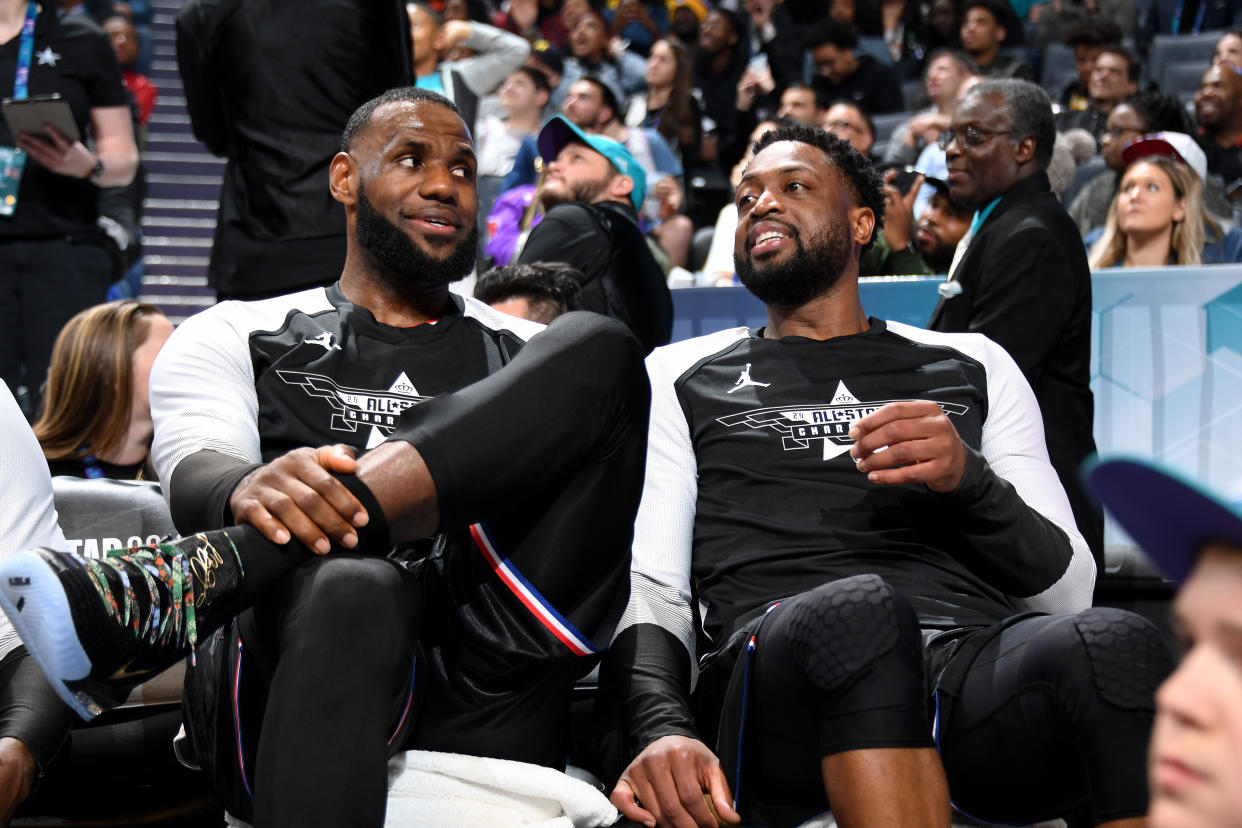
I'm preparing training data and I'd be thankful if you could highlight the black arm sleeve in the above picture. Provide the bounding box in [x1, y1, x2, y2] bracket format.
[167, 450, 262, 534]
[604, 622, 702, 761]
[938, 446, 1074, 598]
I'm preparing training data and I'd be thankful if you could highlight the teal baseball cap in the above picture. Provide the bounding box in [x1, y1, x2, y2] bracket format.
[537, 115, 646, 213]
[1084, 456, 1242, 582]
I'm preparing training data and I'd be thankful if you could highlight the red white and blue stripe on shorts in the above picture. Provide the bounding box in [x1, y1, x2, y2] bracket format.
[469, 522, 601, 657]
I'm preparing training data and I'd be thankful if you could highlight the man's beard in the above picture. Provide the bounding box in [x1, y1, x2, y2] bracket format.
[920, 237, 956, 273]
[540, 173, 612, 210]
[734, 215, 852, 308]
[355, 182, 479, 288]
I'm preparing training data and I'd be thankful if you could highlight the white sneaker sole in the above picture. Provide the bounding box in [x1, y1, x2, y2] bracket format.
[0, 550, 98, 720]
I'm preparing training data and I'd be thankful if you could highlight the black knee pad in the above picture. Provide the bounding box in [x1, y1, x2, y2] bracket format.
[1073, 607, 1174, 711]
[783, 574, 905, 694]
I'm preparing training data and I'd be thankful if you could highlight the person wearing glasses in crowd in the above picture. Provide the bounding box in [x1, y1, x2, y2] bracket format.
[928, 78, 1103, 566]
[1067, 90, 1190, 236]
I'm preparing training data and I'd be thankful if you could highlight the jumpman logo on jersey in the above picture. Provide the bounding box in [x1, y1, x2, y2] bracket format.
[304, 332, 341, 352]
[727, 363, 770, 394]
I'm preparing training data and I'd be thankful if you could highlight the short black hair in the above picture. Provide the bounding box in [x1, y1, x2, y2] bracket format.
[473, 263, 583, 322]
[968, 79, 1055, 171]
[824, 98, 876, 141]
[1065, 20, 1123, 48]
[1124, 90, 1188, 133]
[340, 87, 462, 152]
[960, 0, 1009, 26]
[578, 75, 621, 121]
[512, 65, 551, 96]
[803, 19, 859, 51]
[1099, 45, 1141, 82]
[750, 122, 886, 252]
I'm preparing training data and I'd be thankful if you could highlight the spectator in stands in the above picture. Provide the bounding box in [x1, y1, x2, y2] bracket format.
[694, 8, 749, 169]
[0, 385, 72, 824]
[1088, 133, 1242, 266]
[1193, 64, 1242, 199]
[603, 0, 669, 58]
[99, 10, 154, 302]
[176, 0, 411, 301]
[438, 0, 497, 61]
[553, 10, 646, 110]
[804, 19, 906, 114]
[476, 66, 549, 229]
[822, 99, 876, 158]
[862, 167, 936, 275]
[410, 2, 531, 131]
[1214, 29, 1242, 67]
[776, 84, 823, 126]
[1068, 90, 1190, 235]
[914, 176, 974, 271]
[883, 48, 974, 166]
[496, 0, 570, 49]
[959, 0, 1034, 80]
[527, 39, 564, 95]
[517, 115, 672, 351]
[1, 0, 139, 419]
[668, 0, 707, 48]
[917, 0, 965, 58]
[473, 261, 583, 322]
[740, 0, 804, 93]
[929, 79, 1103, 563]
[1051, 22, 1122, 113]
[1035, 2, 1132, 55]
[626, 36, 702, 174]
[870, 172, 974, 275]
[1085, 458, 1242, 828]
[1088, 154, 1205, 267]
[607, 121, 1170, 828]
[1056, 46, 1139, 146]
[550, 77, 692, 268]
[33, 300, 173, 480]
[102, 13, 156, 128]
[733, 54, 779, 150]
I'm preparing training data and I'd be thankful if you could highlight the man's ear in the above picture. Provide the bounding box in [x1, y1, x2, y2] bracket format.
[1013, 134, 1036, 165]
[851, 205, 875, 247]
[609, 173, 635, 203]
[995, 23, 1006, 42]
[329, 151, 358, 206]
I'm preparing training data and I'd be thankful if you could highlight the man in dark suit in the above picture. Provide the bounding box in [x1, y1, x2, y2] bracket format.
[928, 78, 1103, 565]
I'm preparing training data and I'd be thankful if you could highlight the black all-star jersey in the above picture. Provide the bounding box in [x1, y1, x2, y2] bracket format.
[618, 320, 1095, 663]
[150, 285, 544, 494]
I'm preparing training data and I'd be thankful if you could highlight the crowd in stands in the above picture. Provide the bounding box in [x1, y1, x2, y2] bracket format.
[3, 0, 1242, 825]
[384, 0, 1242, 288]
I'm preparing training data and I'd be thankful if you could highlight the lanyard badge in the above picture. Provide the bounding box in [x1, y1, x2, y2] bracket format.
[2, 2, 40, 216]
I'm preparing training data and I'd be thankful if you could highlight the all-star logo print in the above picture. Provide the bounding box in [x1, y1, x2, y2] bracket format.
[717, 381, 969, 460]
[277, 370, 428, 448]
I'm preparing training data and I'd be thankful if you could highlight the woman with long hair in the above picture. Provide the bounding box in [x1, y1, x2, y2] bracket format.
[33, 300, 174, 480]
[1088, 155, 1205, 268]
[627, 36, 702, 172]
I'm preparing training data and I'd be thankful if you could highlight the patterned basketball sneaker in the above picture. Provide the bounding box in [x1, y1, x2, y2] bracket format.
[0, 533, 240, 720]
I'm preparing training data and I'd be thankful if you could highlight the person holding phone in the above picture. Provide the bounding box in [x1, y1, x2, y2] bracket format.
[0, 0, 138, 418]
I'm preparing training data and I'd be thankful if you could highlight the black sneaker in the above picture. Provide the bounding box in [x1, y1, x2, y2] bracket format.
[0, 535, 235, 720]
